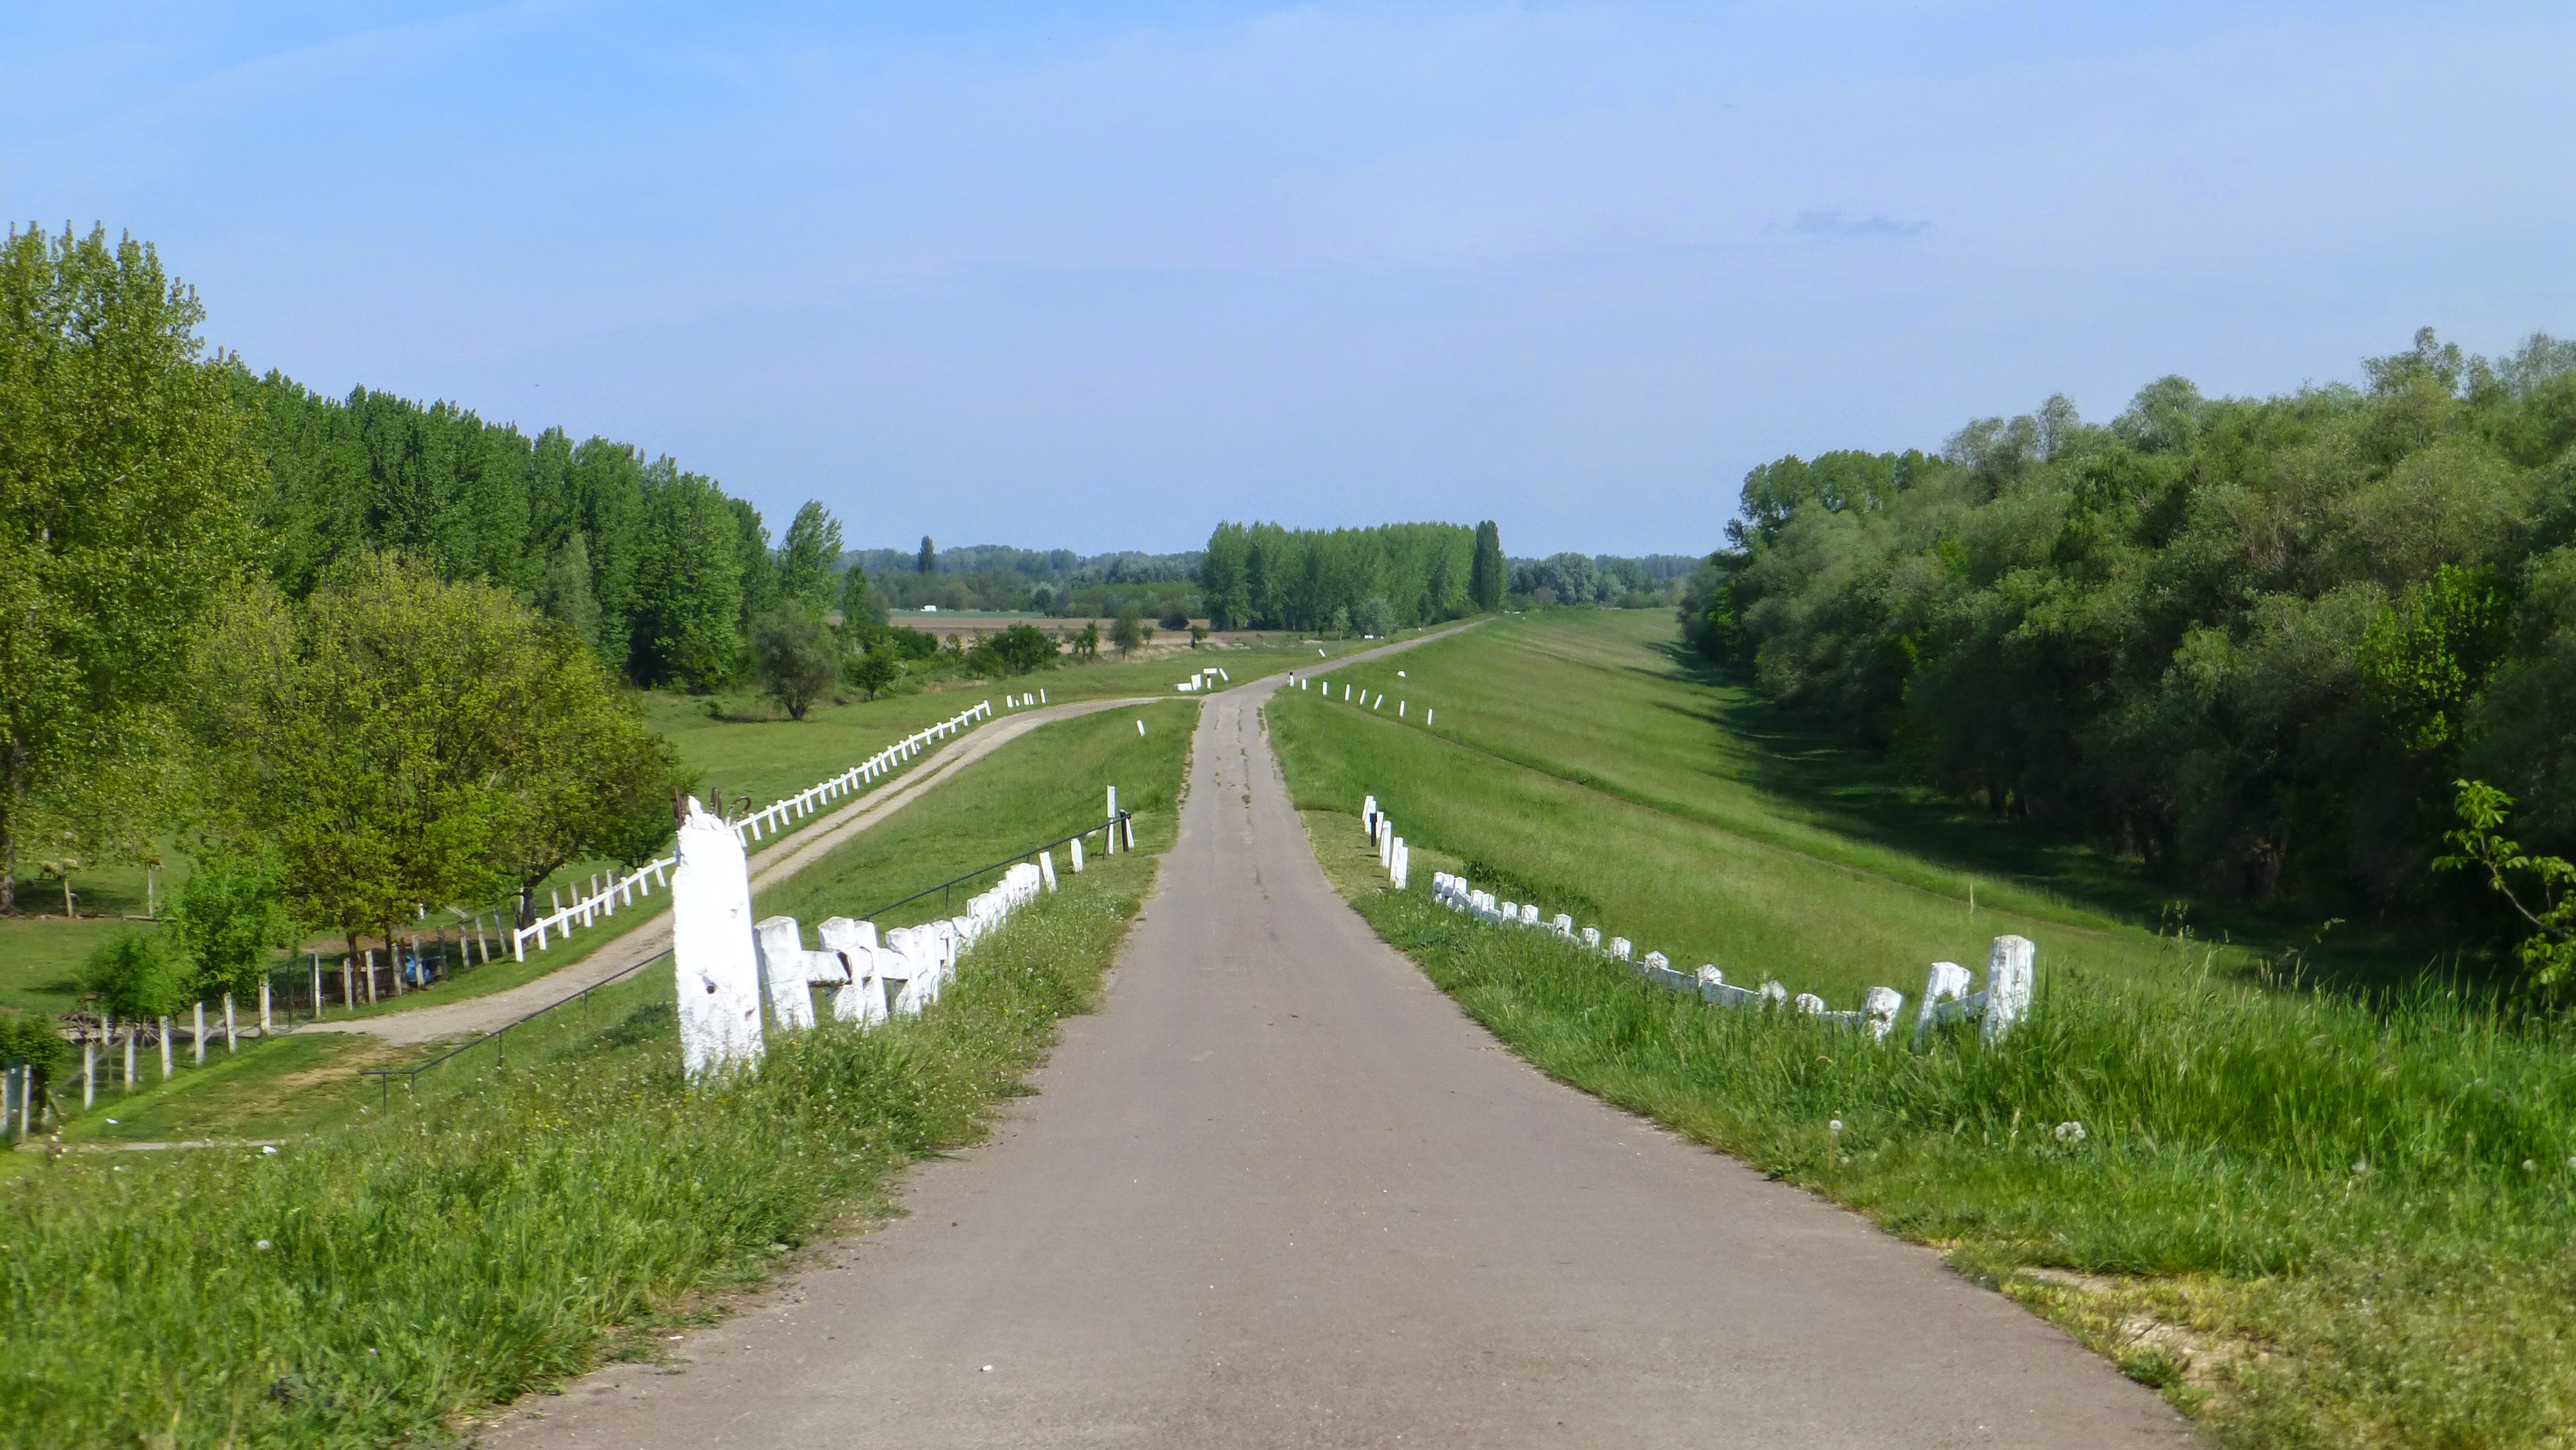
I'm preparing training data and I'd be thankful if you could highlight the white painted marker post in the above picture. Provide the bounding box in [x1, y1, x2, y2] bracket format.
[673, 797, 765, 1080]
[193, 1002, 205, 1065]
[1983, 935, 2035, 1043]
[1070, 836, 1085, 873]
[1039, 850, 1057, 891]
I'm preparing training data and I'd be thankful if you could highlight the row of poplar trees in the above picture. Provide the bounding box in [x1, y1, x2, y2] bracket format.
[1197, 520, 1505, 633]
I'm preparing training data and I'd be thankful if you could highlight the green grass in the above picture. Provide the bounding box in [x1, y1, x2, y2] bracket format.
[1273, 621, 2196, 1008]
[1276, 611, 2576, 1446]
[48, 1031, 394, 1144]
[0, 702, 1194, 1449]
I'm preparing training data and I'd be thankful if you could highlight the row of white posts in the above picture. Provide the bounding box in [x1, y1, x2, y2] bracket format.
[511, 701, 996, 961]
[1174, 667, 1230, 693]
[73, 986, 266, 1111]
[1360, 795, 1410, 889]
[670, 785, 1128, 1081]
[1386, 795, 2032, 1046]
[1003, 689, 1049, 708]
[1290, 676, 1429, 726]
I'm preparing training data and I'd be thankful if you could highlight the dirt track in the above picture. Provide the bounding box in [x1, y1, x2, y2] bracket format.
[485, 635, 2189, 1449]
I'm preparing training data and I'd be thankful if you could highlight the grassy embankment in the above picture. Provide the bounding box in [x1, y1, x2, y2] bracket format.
[0, 628, 1349, 1018]
[0, 702, 1194, 1448]
[20, 668, 1218, 1141]
[1273, 609, 2576, 1449]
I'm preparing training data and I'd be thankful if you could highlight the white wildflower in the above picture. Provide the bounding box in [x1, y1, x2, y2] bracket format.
[2052, 1121, 2087, 1146]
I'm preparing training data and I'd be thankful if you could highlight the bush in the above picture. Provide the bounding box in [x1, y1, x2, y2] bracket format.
[80, 932, 188, 1023]
[168, 856, 301, 999]
[845, 647, 901, 701]
[973, 624, 1060, 677]
[1354, 596, 1396, 638]
[1157, 608, 1191, 630]
[0, 1009, 68, 1076]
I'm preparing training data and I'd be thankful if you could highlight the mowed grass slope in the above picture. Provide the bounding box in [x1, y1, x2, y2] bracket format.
[1277, 611, 2576, 1446]
[0, 699, 1197, 1449]
[1272, 614, 2194, 1007]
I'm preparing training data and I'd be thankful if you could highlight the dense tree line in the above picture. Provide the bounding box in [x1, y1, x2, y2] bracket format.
[1197, 522, 1496, 632]
[846, 541, 1205, 616]
[1683, 329, 2576, 928]
[1507, 552, 1698, 608]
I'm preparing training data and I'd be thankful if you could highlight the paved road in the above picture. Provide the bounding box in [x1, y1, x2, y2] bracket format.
[319, 695, 1156, 1045]
[490, 654, 2191, 1448]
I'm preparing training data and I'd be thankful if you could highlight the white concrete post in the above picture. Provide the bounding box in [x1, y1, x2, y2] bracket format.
[312, 955, 324, 1015]
[1426, 708, 1433, 726]
[259, 975, 272, 1032]
[1609, 937, 1632, 961]
[1552, 913, 1574, 937]
[1040, 851, 1058, 891]
[224, 994, 237, 1050]
[1862, 986, 1905, 1043]
[673, 798, 765, 1079]
[124, 1033, 135, 1089]
[159, 1018, 174, 1080]
[1757, 980, 1788, 1008]
[1983, 935, 2035, 1043]
[1581, 927, 1601, 950]
[819, 918, 888, 1025]
[755, 916, 820, 1031]
[193, 1001, 206, 1065]
[1912, 961, 1973, 1045]
[1793, 993, 1826, 1016]
[82, 1040, 94, 1108]
[1106, 786, 1119, 854]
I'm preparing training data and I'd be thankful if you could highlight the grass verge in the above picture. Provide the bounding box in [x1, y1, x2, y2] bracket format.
[1278, 615, 2576, 1446]
[0, 712, 1192, 1449]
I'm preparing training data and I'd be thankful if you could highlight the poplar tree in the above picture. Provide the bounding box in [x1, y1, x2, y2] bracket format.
[0, 226, 262, 912]
[1470, 520, 1505, 612]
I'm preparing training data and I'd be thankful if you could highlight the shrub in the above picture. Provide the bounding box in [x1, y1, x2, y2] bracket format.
[80, 932, 188, 1023]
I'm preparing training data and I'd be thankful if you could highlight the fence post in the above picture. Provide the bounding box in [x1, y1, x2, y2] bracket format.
[259, 974, 273, 1031]
[224, 994, 237, 1052]
[193, 1000, 206, 1065]
[159, 1018, 173, 1080]
[311, 953, 323, 1020]
[82, 1039, 94, 1110]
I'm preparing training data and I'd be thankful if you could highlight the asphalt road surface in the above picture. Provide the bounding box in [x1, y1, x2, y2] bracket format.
[488, 655, 2193, 1448]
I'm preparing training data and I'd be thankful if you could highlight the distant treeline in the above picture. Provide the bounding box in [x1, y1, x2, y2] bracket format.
[844, 542, 1204, 616]
[1197, 522, 1504, 633]
[1684, 329, 2576, 919]
[1508, 552, 1699, 608]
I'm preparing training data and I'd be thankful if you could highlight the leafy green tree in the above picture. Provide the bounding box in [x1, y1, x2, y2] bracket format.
[630, 467, 745, 691]
[839, 562, 886, 636]
[729, 497, 778, 652]
[975, 624, 1060, 676]
[80, 932, 188, 1024]
[1111, 599, 1147, 656]
[2360, 565, 2509, 751]
[777, 501, 843, 613]
[1200, 523, 1250, 628]
[917, 535, 936, 575]
[1072, 622, 1100, 658]
[1469, 520, 1506, 612]
[191, 553, 683, 944]
[1355, 596, 1397, 637]
[751, 606, 838, 720]
[0, 225, 264, 912]
[1327, 604, 1352, 637]
[168, 854, 301, 1000]
[845, 647, 900, 701]
[2438, 781, 2576, 986]
[537, 531, 601, 650]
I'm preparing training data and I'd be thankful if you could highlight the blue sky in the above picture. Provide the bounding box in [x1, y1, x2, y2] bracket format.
[7, 2, 2572, 555]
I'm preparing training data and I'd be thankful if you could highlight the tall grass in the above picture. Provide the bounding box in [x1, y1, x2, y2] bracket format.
[0, 839, 1151, 1448]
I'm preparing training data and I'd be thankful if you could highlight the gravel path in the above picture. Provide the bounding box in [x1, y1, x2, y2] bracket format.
[484, 638, 2190, 1449]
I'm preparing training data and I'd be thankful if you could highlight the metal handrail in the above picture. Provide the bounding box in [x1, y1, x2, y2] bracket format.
[855, 812, 1133, 922]
[358, 947, 674, 1108]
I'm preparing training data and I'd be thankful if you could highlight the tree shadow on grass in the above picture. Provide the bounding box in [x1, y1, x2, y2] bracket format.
[1642, 639, 2467, 993]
